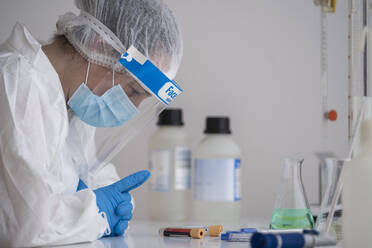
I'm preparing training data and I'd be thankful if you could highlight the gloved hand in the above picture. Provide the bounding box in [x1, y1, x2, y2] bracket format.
[77, 179, 88, 191]
[93, 170, 150, 237]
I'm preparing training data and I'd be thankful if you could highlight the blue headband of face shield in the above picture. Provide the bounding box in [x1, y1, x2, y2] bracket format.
[68, 46, 183, 128]
[118, 46, 182, 105]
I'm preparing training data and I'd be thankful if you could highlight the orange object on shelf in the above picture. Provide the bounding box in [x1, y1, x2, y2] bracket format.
[328, 110, 338, 121]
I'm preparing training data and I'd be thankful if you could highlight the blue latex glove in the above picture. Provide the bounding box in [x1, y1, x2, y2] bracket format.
[93, 170, 150, 237]
[77, 179, 88, 191]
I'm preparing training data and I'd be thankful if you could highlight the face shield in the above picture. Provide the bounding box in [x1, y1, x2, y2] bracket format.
[60, 11, 183, 181]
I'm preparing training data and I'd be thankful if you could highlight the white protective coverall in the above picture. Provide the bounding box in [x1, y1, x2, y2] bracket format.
[0, 23, 120, 247]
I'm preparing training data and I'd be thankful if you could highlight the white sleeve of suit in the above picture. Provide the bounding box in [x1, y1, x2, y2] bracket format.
[90, 163, 121, 189]
[0, 49, 108, 247]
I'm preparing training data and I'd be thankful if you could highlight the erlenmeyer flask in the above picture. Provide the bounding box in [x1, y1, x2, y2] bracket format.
[270, 158, 314, 229]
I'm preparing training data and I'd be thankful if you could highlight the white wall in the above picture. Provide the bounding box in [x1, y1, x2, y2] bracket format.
[0, 0, 348, 219]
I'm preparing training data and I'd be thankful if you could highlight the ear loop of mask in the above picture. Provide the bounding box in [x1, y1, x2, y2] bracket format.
[84, 61, 117, 90]
[85, 61, 91, 86]
[112, 69, 115, 87]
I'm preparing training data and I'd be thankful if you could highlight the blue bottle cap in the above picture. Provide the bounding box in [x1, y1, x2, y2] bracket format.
[251, 233, 277, 248]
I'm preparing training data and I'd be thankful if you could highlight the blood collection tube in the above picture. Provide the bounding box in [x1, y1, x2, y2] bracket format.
[207, 225, 223, 236]
[159, 227, 205, 239]
[181, 225, 223, 237]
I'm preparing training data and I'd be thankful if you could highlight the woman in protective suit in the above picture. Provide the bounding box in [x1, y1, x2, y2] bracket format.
[0, 0, 183, 246]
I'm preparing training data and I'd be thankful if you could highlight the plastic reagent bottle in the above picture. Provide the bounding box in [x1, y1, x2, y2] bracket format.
[148, 109, 191, 221]
[192, 117, 241, 221]
[343, 117, 372, 247]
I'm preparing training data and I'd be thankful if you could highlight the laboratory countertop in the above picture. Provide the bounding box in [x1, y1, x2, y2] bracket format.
[50, 219, 342, 248]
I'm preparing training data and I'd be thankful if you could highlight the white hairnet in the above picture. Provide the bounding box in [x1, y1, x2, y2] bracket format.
[56, 0, 183, 79]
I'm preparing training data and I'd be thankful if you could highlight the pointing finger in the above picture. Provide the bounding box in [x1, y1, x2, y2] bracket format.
[113, 170, 150, 192]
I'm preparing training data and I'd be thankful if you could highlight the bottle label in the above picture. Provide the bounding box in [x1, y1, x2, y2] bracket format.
[174, 147, 191, 190]
[194, 159, 241, 201]
[149, 147, 191, 192]
[149, 150, 171, 191]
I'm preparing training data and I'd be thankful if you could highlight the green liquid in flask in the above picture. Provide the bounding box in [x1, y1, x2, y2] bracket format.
[269, 208, 314, 229]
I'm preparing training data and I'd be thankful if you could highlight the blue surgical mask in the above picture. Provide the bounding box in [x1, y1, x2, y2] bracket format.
[68, 63, 139, 128]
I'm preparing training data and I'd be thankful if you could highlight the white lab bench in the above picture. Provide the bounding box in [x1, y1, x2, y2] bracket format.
[51, 219, 342, 248]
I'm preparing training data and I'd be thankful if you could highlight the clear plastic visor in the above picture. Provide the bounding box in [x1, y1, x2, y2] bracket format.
[67, 59, 167, 183]
[85, 61, 153, 108]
